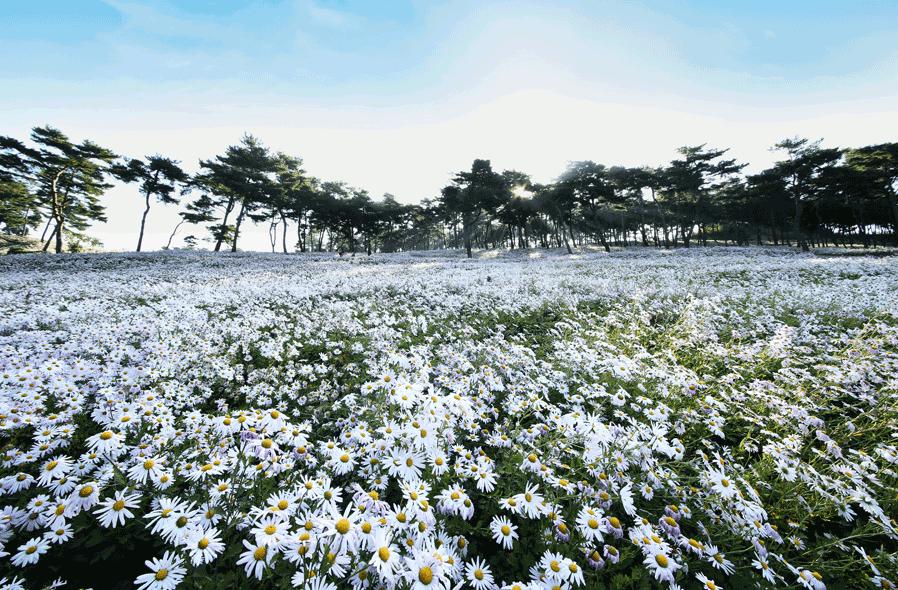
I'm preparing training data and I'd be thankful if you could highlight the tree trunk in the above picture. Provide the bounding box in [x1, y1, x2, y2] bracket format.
[214, 198, 235, 252]
[137, 191, 151, 252]
[597, 230, 610, 253]
[43, 224, 58, 252]
[463, 214, 473, 258]
[281, 214, 289, 253]
[165, 220, 184, 250]
[297, 221, 307, 252]
[231, 202, 246, 253]
[793, 194, 809, 251]
[886, 189, 898, 246]
[50, 169, 66, 254]
[40, 217, 53, 242]
[561, 222, 573, 254]
[55, 218, 64, 253]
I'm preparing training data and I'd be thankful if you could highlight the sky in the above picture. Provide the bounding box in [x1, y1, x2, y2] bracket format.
[3, 0, 898, 251]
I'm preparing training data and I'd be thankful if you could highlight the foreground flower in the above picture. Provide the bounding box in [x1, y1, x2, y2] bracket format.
[134, 551, 186, 590]
[490, 515, 519, 550]
[466, 557, 496, 590]
[95, 490, 142, 528]
[185, 527, 225, 566]
[10, 538, 48, 567]
[237, 539, 272, 580]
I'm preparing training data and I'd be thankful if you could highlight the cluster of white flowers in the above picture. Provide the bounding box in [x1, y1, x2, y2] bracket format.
[0, 248, 896, 589]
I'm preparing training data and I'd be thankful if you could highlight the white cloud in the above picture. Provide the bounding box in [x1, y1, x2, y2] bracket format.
[302, 1, 362, 30]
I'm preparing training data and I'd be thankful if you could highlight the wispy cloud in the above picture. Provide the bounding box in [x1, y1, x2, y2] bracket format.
[302, 0, 363, 30]
[99, 0, 232, 40]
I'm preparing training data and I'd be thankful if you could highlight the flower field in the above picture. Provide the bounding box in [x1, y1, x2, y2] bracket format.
[0, 248, 896, 590]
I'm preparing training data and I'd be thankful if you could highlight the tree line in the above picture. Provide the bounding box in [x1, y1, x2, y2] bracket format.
[1, 125, 897, 255]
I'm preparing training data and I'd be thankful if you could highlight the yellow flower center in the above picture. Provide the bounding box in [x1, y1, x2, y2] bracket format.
[336, 518, 350, 534]
[254, 546, 267, 561]
[378, 547, 391, 562]
[155, 569, 168, 581]
[655, 554, 669, 568]
[418, 566, 433, 585]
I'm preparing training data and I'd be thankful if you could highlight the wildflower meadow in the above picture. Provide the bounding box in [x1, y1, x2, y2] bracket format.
[0, 248, 896, 590]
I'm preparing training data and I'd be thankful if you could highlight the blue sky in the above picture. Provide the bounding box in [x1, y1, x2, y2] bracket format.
[3, 0, 898, 250]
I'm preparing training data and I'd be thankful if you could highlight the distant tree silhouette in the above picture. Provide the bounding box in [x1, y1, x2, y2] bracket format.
[112, 156, 187, 251]
[3, 125, 898, 253]
[0, 126, 115, 252]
